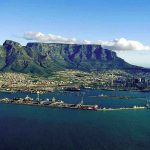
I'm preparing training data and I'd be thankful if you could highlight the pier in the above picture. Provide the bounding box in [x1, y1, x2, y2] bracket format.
[0, 96, 147, 111]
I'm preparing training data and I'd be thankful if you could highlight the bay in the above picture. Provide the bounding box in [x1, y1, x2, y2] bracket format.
[0, 89, 150, 150]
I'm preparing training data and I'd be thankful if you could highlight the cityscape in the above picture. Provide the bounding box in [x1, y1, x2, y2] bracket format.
[0, 69, 150, 93]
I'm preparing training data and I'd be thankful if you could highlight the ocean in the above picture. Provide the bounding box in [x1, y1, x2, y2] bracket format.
[0, 89, 150, 150]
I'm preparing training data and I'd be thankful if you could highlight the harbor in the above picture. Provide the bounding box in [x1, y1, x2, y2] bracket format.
[0, 93, 148, 111]
[0, 90, 150, 150]
[0, 96, 99, 111]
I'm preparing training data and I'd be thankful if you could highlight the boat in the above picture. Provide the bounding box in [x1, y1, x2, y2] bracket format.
[64, 87, 80, 91]
[87, 105, 99, 110]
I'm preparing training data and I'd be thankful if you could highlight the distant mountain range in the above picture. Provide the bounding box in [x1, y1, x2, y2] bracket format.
[0, 40, 148, 76]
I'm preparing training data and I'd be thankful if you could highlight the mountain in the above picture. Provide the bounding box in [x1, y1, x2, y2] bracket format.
[0, 40, 146, 75]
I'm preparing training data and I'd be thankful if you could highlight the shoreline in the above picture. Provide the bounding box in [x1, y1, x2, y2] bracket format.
[0, 88, 150, 94]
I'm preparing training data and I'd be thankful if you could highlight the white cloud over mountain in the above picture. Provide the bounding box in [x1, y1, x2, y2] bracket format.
[23, 32, 79, 44]
[97, 38, 150, 51]
[23, 32, 150, 51]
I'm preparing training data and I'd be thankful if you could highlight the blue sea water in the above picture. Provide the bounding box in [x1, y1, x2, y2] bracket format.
[0, 89, 150, 150]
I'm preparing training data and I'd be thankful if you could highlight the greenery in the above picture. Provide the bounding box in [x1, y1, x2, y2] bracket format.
[0, 40, 145, 77]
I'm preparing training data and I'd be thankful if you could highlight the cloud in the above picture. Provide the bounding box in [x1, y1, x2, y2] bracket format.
[82, 40, 91, 44]
[23, 32, 150, 51]
[23, 32, 78, 44]
[96, 38, 150, 51]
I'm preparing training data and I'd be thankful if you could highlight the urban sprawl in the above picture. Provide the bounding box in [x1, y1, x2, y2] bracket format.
[0, 69, 150, 93]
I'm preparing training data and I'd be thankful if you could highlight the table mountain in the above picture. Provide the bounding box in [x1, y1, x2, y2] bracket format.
[0, 40, 144, 75]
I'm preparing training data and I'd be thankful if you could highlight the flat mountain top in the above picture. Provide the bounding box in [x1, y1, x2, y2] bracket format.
[0, 40, 147, 76]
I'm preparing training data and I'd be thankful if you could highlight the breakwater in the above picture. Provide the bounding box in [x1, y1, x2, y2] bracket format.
[0, 97, 147, 111]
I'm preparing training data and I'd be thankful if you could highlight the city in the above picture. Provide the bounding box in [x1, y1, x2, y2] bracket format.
[0, 69, 150, 93]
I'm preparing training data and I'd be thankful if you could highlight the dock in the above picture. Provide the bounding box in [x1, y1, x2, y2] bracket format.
[0, 96, 147, 111]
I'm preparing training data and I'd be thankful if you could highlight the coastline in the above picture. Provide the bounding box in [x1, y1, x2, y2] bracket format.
[0, 87, 150, 94]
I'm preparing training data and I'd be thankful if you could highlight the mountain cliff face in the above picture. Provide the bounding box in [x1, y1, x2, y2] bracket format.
[0, 40, 141, 75]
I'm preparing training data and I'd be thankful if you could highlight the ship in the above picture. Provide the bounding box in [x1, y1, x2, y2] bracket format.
[64, 87, 80, 91]
[76, 93, 99, 111]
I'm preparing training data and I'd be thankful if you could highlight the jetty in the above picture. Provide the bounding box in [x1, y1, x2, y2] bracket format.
[0, 95, 148, 111]
[90, 94, 145, 100]
[0, 96, 99, 111]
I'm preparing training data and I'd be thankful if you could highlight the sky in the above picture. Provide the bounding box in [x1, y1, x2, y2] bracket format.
[0, 0, 150, 67]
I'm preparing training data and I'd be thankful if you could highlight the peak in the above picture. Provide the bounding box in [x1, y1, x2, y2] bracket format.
[3, 40, 22, 47]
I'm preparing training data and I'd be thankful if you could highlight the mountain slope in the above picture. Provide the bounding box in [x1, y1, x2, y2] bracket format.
[0, 40, 144, 75]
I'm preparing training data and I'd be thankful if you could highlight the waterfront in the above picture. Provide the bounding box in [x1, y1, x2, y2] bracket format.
[0, 89, 150, 150]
